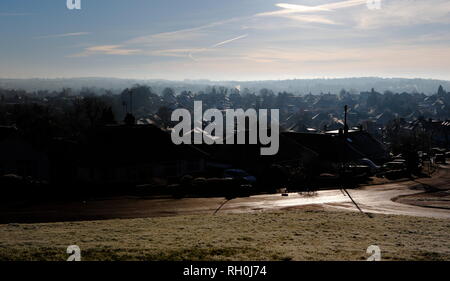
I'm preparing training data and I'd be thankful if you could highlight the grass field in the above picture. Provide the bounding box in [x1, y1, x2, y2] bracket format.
[0, 209, 449, 261]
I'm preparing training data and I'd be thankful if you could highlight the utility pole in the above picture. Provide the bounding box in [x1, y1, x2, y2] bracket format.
[339, 104, 371, 218]
[122, 101, 128, 115]
[129, 89, 133, 115]
[344, 105, 349, 135]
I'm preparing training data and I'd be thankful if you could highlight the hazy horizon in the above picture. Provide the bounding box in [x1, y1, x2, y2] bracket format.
[2, 76, 450, 95]
[1, 76, 450, 82]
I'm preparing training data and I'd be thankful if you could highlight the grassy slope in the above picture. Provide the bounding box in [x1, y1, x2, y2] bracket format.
[0, 209, 449, 261]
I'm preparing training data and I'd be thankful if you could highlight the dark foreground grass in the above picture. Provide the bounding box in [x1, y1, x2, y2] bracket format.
[0, 209, 449, 261]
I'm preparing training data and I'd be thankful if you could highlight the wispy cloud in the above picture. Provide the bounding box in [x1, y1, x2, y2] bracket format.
[256, 0, 367, 25]
[148, 48, 208, 58]
[257, 4, 330, 16]
[74, 30, 248, 59]
[69, 45, 141, 57]
[253, 0, 450, 30]
[281, 14, 339, 25]
[35, 32, 91, 39]
[356, 0, 450, 29]
[257, 0, 367, 17]
[66, 0, 450, 81]
[72, 1, 368, 58]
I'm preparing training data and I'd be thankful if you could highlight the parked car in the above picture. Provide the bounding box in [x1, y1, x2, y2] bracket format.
[382, 161, 407, 171]
[357, 158, 380, 174]
[221, 169, 256, 198]
[223, 169, 257, 186]
[341, 165, 370, 178]
[392, 158, 406, 164]
[435, 154, 446, 164]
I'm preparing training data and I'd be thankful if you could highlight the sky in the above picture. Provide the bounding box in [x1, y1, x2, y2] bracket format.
[0, 0, 450, 81]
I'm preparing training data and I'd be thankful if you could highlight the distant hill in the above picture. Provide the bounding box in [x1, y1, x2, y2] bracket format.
[1, 77, 449, 95]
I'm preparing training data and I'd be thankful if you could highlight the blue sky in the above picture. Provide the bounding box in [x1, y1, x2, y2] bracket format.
[1, 0, 450, 80]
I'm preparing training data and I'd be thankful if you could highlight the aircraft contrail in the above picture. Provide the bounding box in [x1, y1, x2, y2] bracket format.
[189, 34, 249, 61]
[212, 34, 249, 48]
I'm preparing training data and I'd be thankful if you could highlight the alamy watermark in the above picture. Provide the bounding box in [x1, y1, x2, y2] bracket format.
[367, 0, 382, 10]
[67, 0, 81, 10]
[67, 245, 81, 261]
[367, 245, 381, 261]
[171, 101, 280, 156]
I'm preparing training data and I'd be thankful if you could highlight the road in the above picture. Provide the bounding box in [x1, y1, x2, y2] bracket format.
[215, 166, 450, 219]
[1, 166, 449, 223]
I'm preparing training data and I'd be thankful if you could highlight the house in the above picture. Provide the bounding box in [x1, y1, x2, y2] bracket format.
[283, 132, 363, 171]
[283, 129, 388, 169]
[339, 130, 389, 164]
[52, 124, 209, 185]
[422, 119, 450, 148]
[193, 129, 318, 182]
[0, 123, 210, 186]
[399, 118, 450, 149]
[0, 126, 50, 180]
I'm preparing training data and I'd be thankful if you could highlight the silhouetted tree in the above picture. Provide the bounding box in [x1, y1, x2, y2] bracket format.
[438, 85, 446, 96]
[162, 87, 176, 106]
[100, 107, 116, 125]
[157, 106, 172, 129]
[124, 113, 136, 126]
